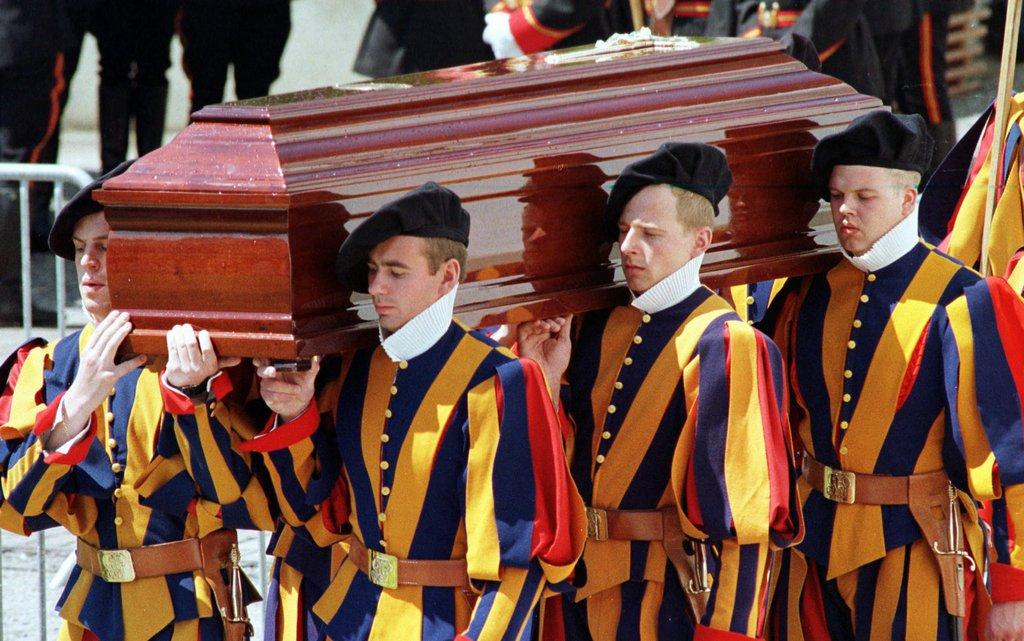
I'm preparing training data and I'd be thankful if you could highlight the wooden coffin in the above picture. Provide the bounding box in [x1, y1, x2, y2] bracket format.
[96, 34, 880, 358]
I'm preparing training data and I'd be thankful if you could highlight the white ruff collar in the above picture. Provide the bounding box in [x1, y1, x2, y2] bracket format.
[630, 252, 703, 314]
[379, 285, 458, 362]
[841, 208, 920, 273]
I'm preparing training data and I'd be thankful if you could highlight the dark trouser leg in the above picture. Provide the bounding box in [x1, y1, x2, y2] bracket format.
[899, 11, 955, 172]
[231, 1, 291, 101]
[179, 0, 230, 114]
[0, 62, 64, 321]
[131, 0, 180, 156]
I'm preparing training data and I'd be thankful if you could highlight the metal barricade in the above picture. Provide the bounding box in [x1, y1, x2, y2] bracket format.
[0, 164, 270, 641]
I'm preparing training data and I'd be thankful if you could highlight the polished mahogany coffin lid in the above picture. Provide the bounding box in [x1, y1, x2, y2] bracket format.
[95, 34, 881, 358]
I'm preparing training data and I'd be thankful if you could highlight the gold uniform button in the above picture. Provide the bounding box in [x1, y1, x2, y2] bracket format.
[380, 461, 390, 470]
[859, 294, 869, 303]
[614, 381, 623, 390]
[853, 319, 863, 329]
[842, 393, 852, 402]
[595, 454, 606, 464]
[602, 431, 612, 440]
[633, 335, 643, 345]
[379, 540, 387, 548]
[840, 421, 849, 430]
[747, 319, 755, 325]
[641, 314, 652, 323]
[623, 357, 633, 366]
[104, 411, 114, 423]
[867, 274, 877, 282]
[746, 295, 756, 305]
[840, 446, 849, 455]
[607, 405, 617, 414]
[843, 370, 852, 379]
[111, 463, 123, 474]
[381, 486, 391, 496]
[113, 487, 124, 498]
[398, 361, 409, 370]
[106, 438, 118, 449]
[378, 513, 387, 523]
[847, 340, 856, 349]
[209, 402, 218, 412]
[380, 434, 390, 443]
[113, 516, 123, 526]
[390, 386, 398, 396]
[384, 409, 393, 419]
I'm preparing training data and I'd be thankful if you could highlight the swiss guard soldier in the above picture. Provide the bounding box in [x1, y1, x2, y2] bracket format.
[0, 161, 268, 641]
[519, 143, 802, 640]
[765, 110, 1024, 640]
[219, 182, 586, 640]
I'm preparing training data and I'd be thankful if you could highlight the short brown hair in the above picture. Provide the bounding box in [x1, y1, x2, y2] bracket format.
[669, 186, 715, 230]
[422, 236, 468, 278]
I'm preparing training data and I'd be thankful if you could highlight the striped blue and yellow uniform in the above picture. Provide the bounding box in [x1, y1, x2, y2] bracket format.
[0, 325, 263, 641]
[242, 320, 587, 641]
[767, 241, 1024, 640]
[548, 287, 801, 641]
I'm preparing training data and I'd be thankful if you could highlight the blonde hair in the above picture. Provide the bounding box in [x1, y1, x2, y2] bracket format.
[669, 186, 715, 230]
[422, 236, 468, 278]
[889, 168, 923, 191]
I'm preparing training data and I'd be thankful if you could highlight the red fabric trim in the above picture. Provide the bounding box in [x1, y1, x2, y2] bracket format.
[986, 278, 1024, 429]
[800, 560, 832, 640]
[0, 338, 46, 424]
[942, 111, 996, 249]
[918, 13, 943, 126]
[818, 37, 846, 63]
[322, 471, 351, 534]
[210, 371, 233, 401]
[159, 371, 234, 415]
[508, 8, 562, 54]
[754, 332, 797, 538]
[540, 595, 566, 641]
[521, 358, 576, 565]
[27, 53, 65, 166]
[160, 375, 198, 415]
[37, 393, 98, 466]
[694, 624, 757, 641]
[237, 401, 319, 452]
[1005, 249, 1024, 281]
[894, 324, 929, 413]
[991, 562, 1024, 603]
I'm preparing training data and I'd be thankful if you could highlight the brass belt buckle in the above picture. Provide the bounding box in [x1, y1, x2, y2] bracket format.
[585, 507, 609, 541]
[367, 549, 399, 589]
[97, 549, 136, 583]
[822, 465, 856, 504]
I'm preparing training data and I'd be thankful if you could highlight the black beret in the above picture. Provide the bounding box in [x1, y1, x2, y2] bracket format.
[811, 110, 934, 199]
[48, 159, 135, 260]
[605, 142, 732, 240]
[335, 181, 470, 293]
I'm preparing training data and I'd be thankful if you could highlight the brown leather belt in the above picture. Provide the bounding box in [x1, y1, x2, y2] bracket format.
[802, 455, 949, 505]
[347, 537, 469, 590]
[77, 538, 204, 583]
[584, 506, 673, 541]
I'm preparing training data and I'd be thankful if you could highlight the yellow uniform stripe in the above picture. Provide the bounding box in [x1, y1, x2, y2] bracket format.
[466, 377, 502, 580]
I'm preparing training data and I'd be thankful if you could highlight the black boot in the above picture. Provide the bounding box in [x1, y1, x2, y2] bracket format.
[133, 82, 168, 157]
[99, 82, 131, 173]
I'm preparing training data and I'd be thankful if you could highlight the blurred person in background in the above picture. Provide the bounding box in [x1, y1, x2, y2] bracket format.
[179, 0, 291, 114]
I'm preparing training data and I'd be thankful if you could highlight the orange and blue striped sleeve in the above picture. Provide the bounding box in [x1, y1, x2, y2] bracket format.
[681, 320, 800, 639]
[239, 365, 347, 530]
[0, 340, 100, 524]
[460, 358, 586, 639]
[941, 276, 1024, 596]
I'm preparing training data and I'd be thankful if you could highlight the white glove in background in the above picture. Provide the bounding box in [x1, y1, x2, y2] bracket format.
[483, 12, 525, 59]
